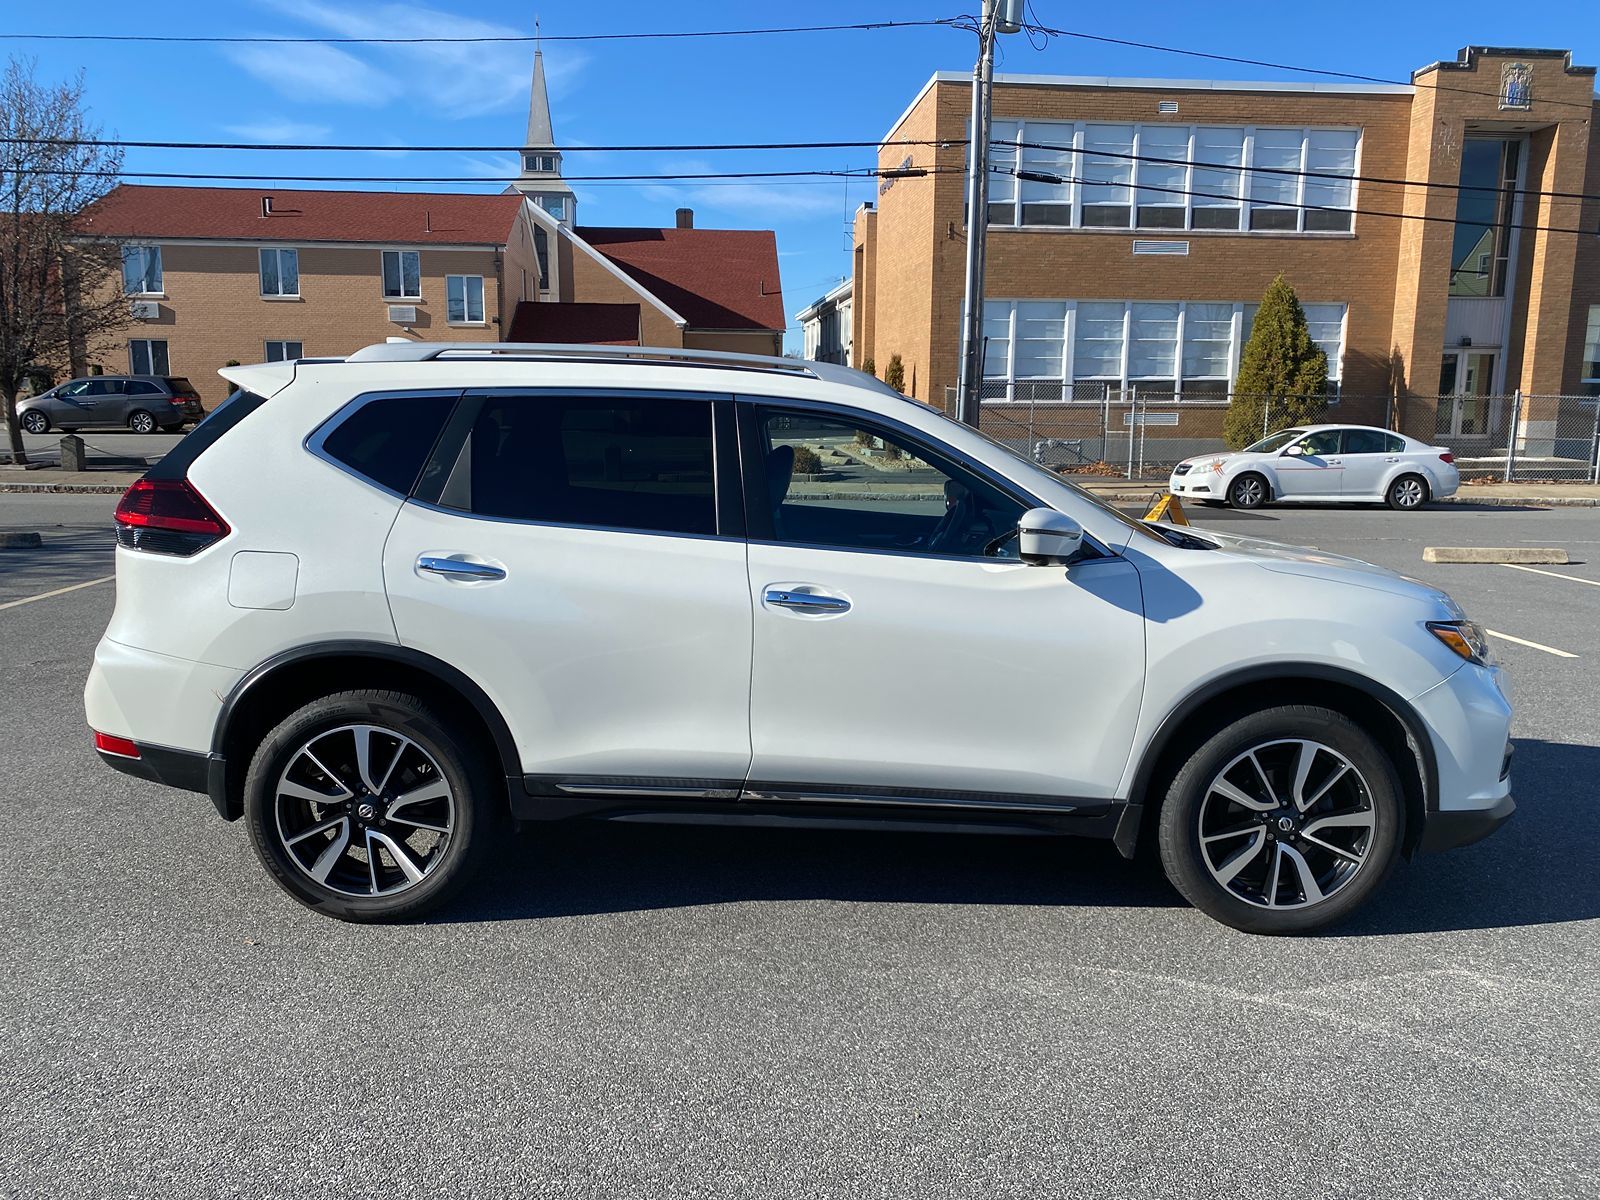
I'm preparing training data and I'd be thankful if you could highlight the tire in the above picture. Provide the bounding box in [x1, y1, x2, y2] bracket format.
[1227, 472, 1269, 509]
[20, 410, 49, 434]
[1157, 705, 1403, 934]
[128, 409, 157, 434]
[244, 689, 503, 922]
[1386, 473, 1429, 510]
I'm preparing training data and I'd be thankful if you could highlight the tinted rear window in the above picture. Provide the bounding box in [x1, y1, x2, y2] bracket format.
[320, 393, 455, 496]
[436, 393, 717, 535]
[163, 378, 199, 396]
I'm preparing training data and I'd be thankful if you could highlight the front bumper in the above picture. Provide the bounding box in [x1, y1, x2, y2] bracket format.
[1408, 661, 1515, 852]
[1168, 470, 1218, 496]
[1418, 791, 1515, 852]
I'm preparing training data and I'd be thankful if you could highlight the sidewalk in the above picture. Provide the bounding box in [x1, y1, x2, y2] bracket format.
[2, 469, 1597, 506]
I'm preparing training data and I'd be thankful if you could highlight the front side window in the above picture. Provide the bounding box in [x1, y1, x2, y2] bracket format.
[381, 250, 421, 299]
[755, 408, 1025, 559]
[1244, 428, 1305, 454]
[129, 339, 169, 375]
[259, 247, 300, 296]
[122, 245, 162, 295]
[446, 275, 485, 323]
[265, 340, 303, 362]
[1291, 430, 1341, 456]
[435, 394, 717, 536]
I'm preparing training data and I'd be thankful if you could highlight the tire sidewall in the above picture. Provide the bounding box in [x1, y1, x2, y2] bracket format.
[129, 410, 156, 434]
[1388, 474, 1428, 510]
[244, 692, 497, 921]
[21, 411, 48, 434]
[1158, 706, 1403, 934]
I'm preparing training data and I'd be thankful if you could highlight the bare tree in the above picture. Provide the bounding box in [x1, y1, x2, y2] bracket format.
[0, 57, 124, 465]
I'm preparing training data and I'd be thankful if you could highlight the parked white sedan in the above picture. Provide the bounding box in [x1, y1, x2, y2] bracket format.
[1169, 424, 1460, 510]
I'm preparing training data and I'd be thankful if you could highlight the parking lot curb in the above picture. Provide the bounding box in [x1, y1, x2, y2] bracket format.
[0, 482, 131, 495]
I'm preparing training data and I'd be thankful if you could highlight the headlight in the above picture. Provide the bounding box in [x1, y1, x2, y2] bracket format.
[1428, 619, 1493, 665]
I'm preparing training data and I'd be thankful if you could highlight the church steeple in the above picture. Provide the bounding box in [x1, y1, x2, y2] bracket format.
[512, 36, 576, 223]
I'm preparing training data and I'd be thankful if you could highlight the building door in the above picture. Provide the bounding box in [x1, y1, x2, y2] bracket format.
[1436, 350, 1498, 439]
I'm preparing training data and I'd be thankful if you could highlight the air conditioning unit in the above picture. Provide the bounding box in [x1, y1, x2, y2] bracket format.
[129, 300, 159, 320]
[386, 305, 417, 324]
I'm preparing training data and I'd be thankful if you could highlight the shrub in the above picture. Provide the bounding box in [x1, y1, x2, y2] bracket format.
[1224, 275, 1328, 449]
[884, 354, 905, 393]
[790, 444, 822, 475]
[859, 356, 875, 378]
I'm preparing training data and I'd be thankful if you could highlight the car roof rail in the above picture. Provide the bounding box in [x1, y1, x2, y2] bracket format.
[341, 340, 896, 394]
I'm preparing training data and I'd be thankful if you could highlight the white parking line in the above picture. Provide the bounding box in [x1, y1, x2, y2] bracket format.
[1484, 628, 1579, 659]
[0, 575, 115, 612]
[1501, 563, 1600, 588]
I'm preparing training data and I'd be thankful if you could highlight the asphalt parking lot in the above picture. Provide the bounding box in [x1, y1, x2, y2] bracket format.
[2, 493, 1597, 1199]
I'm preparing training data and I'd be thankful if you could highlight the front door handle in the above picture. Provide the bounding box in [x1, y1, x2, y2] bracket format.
[418, 555, 506, 581]
[764, 587, 850, 613]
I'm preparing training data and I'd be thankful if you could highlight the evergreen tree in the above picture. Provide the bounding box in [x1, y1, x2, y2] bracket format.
[884, 354, 905, 393]
[1224, 275, 1328, 448]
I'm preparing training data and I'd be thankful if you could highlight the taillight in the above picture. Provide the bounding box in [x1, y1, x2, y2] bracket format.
[114, 478, 230, 556]
[1439, 452, 1455, 464]
[93, 731, 141, 758]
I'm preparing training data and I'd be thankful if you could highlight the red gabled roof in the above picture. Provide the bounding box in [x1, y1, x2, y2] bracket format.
[79, 185, 524, 246]
[575, 226, 784, 332]
[508, 300, 640, 345]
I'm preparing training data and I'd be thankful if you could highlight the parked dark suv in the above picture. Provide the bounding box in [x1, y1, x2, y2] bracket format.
[18, 376, 205, 434]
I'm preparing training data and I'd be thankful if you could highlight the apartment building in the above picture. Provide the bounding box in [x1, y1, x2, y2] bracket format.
[852, 45, 1600, 438]
[796, 279, 854, 365]
[74, 49, 783, 407]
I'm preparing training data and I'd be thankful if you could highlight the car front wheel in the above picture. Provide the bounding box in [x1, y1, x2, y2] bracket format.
[1157, 705, 1403, 934]
[20, 410, 49, 434]
[244, 689, 501, 922]
[1227, 473, 1269, 509]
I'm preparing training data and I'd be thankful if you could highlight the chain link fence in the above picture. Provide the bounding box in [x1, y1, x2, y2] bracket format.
[1395, 392, 1600, 483]
[950, 386, 1599, 485]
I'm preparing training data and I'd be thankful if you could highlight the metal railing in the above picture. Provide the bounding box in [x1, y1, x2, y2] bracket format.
[1396, 392, 1600, 483]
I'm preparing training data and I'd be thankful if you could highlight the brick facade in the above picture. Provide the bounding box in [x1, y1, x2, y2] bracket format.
[854, 46, 1600, 421]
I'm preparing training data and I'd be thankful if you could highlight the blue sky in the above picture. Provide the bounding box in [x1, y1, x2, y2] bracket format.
[6, 1, 1597, 351]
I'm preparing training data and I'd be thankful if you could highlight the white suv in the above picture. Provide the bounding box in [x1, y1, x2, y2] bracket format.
[86, 343, 1514, 934]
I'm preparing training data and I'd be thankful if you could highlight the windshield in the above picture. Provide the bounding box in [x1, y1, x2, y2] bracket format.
[1243, 429, 1306, 454]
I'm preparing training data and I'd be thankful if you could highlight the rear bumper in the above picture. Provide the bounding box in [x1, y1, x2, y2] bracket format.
[96, 739, 232, 818]
[1418, 792, 1514, 852]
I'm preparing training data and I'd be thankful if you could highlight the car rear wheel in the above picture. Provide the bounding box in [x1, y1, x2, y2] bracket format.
[1386, 474, 1429, 510]
[244, 689, 502, 922]
[1227, 473, 1269, 509]
[1157, 705, 1403, 934]
[128, 409, 157, 434]
[20, 410, 49, 434]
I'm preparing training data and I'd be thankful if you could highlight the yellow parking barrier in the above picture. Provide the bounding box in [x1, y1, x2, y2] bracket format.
[1143, 491, 1190, 526]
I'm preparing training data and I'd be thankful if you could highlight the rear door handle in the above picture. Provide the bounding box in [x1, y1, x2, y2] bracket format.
[418, 555, 506, 581]
[764, 587, 850, 613]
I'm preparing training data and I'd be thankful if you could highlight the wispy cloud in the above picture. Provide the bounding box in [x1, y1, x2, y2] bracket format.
[222, 119, 334, 142]
[632, 157, 846, 221]
[225, 43, 399, 106]
[243, 0, 587, 119]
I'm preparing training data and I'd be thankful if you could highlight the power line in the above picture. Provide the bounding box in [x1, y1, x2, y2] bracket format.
[0, 18, 958, 46]
[22, 167, 926, 184]
[0, 137, 954, 154]
[1022, 23, 1600, 116]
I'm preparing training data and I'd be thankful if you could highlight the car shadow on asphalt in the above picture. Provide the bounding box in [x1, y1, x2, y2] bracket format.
[448, 820, 1184, 923]
[0, 526, 117, 598]
[448, 738, 1597, 934]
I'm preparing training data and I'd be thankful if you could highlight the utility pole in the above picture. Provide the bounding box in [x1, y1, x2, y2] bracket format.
[955, 0, 1023, 427]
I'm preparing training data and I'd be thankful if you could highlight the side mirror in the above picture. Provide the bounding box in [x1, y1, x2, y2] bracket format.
[1018, 507, 1083, 565]
[1283, 444, 1305, 456]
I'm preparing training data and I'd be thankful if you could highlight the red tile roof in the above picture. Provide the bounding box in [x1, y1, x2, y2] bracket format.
[79, 185, 524, 245]
[508, 300, 640, 345]
[576, 226, 784, 332]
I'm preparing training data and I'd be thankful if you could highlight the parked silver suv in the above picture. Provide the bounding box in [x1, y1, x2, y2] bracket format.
[19, 375, 205, 434]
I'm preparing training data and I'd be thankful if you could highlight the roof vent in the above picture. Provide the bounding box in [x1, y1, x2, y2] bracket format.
[260, 195, 273, 217]
[1133, 240, 1190, 256]
[675, 207, 694, 229]
[1157, 100, 1179, 114]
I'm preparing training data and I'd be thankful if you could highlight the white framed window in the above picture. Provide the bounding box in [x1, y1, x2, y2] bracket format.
[982, 298, 1347, 400]
[121, 245, 162, 295]
[265, 340, 303, 362]
[446, 274, 485, 324]
[129, 339, 169, 375]
[258, 247, 300, 297]
[1583, 306, 1600, 384]
[973, 122, 1358, 235]
[381, 249, 421, 299]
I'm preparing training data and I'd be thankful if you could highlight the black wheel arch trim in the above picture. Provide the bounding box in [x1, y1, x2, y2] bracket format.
[1116, 662, 1440, 858]
[208, 639, 522, 821]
